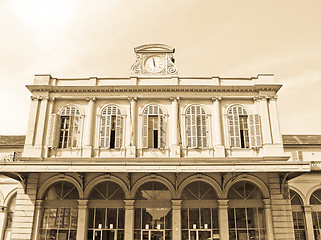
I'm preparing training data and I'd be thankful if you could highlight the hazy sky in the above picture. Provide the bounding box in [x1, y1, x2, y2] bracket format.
[1, 0, 321, 135]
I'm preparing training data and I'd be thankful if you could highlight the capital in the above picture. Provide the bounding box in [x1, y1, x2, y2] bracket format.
[170, 97, 180, 102]
[38, 96, 49, 101]
[49, 97, 56, 102]
[85, 97, 96, 102]
[77, 199, 89, 208]
[211, 97, 222, 102]
[128, 97, 137, 102]
[30, 96, 39, 101]
[269, 95, 278, 100]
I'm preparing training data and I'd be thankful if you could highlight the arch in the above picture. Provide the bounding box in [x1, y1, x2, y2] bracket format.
[0, 190, 4, 205]
[225, 104, 250, 115]
[289, 186, 307, 206]
[57, 104, 84, 116]
[84, 174, 130, 199]
[307, 185, 321, 205]
[183, 103, 210, 115]
[222, 174, 270, 199]
[140, 104, 168, 115]
[37, 174, 83, 199]
[98, 104, 126, 116]
[3, 188, 17, 207]
[177, 174, 222, 198]
[130, 175, 176, 199]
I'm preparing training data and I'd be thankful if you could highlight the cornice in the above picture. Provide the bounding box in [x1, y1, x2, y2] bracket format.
[26, 84, 282, 94]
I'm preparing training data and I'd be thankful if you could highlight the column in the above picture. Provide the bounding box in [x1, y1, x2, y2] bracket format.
[171, 200, 182, 240]
[259, 95, 272, 145]
[0, 206, 8, 240]
[212, 97, 225, 157]
[127, 97, 137, 157]
[44, 97, 55, 157]
[23, 96, 40, 157]
[124, 200, 135, 240]
[170, 97, 180, 157]
[32, 200, 43, 240]
[269, 96, 282, 145]
[34, 96, 49, 153]
[76, 200, 89, 240]
[218, 199, 229, 240]
[304, 205, 315, 240]
[263, 199, 274, 240]
[83, 97, 96, 157]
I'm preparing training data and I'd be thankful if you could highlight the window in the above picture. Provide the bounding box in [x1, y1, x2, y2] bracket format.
[142, 105, 165, 149]
[3, 193, 16, 240]
[47, 105, 82, 149]
[40, 181, 79, 240]
[227, 105, 262, 148]
[100, 106, 123, 149]
[310, 189, 321, 239]
[186, 105, 207, 148]
[290, 190, 306, 240]
[181, 181, 219, 240]
[228, 181, 266, 240]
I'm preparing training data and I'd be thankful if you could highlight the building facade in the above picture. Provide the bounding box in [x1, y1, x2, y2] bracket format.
[0, 44, 320, 240]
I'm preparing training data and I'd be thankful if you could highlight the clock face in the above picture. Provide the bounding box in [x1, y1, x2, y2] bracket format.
[144, 56, 165, 73]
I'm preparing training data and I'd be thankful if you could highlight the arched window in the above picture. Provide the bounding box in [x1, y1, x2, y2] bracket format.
[134, 181, 172, 239]
[3, 193, 16, 240]
[290, 189, 306, 240]
[88, 181, 125, 240]
[186, 105, 207, 148]
[100, 106, 123, 149]
[310, 189, 321, 239]
[227, 105, 262, 148]
[227, 181, 266, 240]
[40, 181, 79, 240]
[181, 181, 219, 240]
[142, 105, 165, 149]
[58, 105, 81, 148]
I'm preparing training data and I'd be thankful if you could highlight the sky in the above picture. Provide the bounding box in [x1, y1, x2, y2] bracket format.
[0, 0, 321, 135]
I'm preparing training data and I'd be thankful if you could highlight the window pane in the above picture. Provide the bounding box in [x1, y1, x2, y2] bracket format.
[95, 208, 106, 229]
[181, 209, 188, 229]
[201, 208, 211, 229]
[107, 208, 117, 229]
[189, 209, 199, 229]
[118, 208, 125, 229]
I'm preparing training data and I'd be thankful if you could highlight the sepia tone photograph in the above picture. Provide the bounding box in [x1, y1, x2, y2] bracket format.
[0, 0, 321, 239]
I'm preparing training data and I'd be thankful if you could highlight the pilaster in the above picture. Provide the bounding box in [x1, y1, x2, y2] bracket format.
[76, 200, 89, 240]
[10, 173, 39, 240]
[212, 97, 225, 157]
[263, 199, 274, 240]
[31, 200, 43, 240]
[170, 97, 180, 157]
[218, 199, 229, 240]
[124, 200, 135, 240]
[0, 206, 8, 240]
[269, 96, 283, 145]
[303, 205, 314, 240]
[171, 200, 182, 240]
[268, 173, 295, 240]
[127, 97, 137, 157]
[83, 97, 96, 157]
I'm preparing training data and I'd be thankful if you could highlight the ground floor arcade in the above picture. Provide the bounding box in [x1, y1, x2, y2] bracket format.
[7, 172, 303, 240]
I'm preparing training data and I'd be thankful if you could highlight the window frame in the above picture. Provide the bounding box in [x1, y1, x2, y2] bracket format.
[185, 104, 208, 149]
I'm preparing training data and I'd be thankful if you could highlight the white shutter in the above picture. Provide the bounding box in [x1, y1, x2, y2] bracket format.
[292, 150, 303, 161]
[249, 114, 262, 148]
[186, 113, 192, 147]
[201, 114, 207, 148]
[228, 114, 241, 148]
[158, 115, 165, 148]
[115, 115, 122, 149]
[105, 114, 111, 148]
[142, 114, 149, 148]
[48, 113, 60, 148]
[191, 107, 197, 148]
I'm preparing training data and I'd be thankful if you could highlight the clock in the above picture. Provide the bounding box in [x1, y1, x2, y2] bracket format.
[144, 56, 165, 73]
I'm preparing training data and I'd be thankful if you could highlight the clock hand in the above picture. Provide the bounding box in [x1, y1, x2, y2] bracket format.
[152, 58, 156, 68]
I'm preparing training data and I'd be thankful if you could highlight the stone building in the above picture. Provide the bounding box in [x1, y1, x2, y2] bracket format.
[0, 44, 320, 240]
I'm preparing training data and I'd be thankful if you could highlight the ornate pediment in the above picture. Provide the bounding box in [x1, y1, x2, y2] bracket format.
[131, 44, 178, 76]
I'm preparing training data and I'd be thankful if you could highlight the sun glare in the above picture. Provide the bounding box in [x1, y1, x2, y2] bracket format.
[15, 0, 76, 30]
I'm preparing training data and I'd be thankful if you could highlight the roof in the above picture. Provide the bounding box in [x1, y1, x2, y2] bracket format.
[282, 135, 321, 145]
[0, 135, 25, 147]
